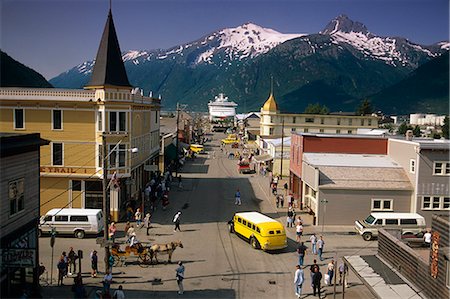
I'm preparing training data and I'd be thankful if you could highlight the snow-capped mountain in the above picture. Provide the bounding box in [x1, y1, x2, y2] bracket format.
[320, 14, 445, 67]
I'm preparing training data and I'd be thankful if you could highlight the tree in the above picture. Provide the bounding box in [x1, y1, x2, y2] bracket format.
[413, 125, 421, 137]
[356, 99, 374, 115]
[304, 103, 329, 114]
[397, 122, 413, 136]
[442, 116, 449, 139]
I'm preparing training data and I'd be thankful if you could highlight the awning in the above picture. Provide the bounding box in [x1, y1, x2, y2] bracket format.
[164, 143, 177, 161]
[244, 142, 259, 149]
[253, 154, 273, 162]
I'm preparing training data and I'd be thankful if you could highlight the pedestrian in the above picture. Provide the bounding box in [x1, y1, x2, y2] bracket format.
[310, 233, 318, 255]
[287, 207, 294, 227]
[310, 259, 320, 288]
[108, 252, 114, 272]
[268, 171, 273, 187]
[235, 189, 241, 205]
[295, 222, 303, 242]
[144, 213, 152, 236]
[327, 259, 335, 286]
[126, 225, 135, 243]
[294, 265, 304, 298]
[108, 222, 117, 242]
[276, 194, 280, 208]
[178, 175, 183, 190]
[62, 251, 68, 277]
[284, 182, 288, 196]
[124, 221, 131, 235]
[103, 271, 112, 294]
[296, 242, 307, 266]
[68, 247, 78, 275]
[175, 261, 185, 295]
[317, 236, 325, 261]
[134, 208, 142, 227]
[113, 285, 125, 299]
[339, 262, 348, 286]
[312, 267, 322, 297]
[280, 194, 284, 207]
[424, 229, 432, 247]
[173, 211, 182, 232]
[91, 250, 98, 278]
[296, 216, 303, 226]
[57, 257, 66, 286]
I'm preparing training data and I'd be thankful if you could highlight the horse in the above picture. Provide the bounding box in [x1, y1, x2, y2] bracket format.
[148, 240, 183, 264]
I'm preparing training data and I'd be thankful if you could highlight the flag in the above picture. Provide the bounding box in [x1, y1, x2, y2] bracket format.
[107, 171, 120, 189]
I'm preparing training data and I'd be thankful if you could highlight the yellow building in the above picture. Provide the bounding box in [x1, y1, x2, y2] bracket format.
[0, 9, 160, 220]
[260, 92, 378, 137]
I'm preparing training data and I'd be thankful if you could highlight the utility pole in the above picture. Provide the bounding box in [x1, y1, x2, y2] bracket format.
[102, 133, 110, 273]
[175, 103, 180, 177]
[280, 117, 285, 178]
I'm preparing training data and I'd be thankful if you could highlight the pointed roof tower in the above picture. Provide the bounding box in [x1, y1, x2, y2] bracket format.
[85, 8, 131, 89]
[262, 77, 278, 112]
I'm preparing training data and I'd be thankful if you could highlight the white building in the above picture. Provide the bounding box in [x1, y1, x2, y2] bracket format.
[410, 114, 446, 126]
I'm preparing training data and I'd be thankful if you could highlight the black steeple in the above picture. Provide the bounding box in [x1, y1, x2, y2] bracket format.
[85, 9, 131, 89]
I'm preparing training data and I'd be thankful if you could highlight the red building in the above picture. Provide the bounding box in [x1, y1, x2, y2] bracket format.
[289, 133, 388, 208]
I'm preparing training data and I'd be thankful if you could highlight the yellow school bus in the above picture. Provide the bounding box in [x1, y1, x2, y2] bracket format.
[228, 211, 287, 251]
[190, 144, 205, 154]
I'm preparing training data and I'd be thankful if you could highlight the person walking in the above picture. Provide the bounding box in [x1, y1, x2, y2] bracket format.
[295, 222, 303, 242]
[284, 182, 289, 196]
[286, 207, 293, 227]
[235, 189, 241, 205]
[327, 260, 335, 286]
[317, 236, 325, 261]
[113, 285, 125, 299]
[108, 222, 117, 243]
[176, 261, 185, 295]
[296, 242, 307, 267]
[62, 251, 68, 278]
[103, 271, 113, 294]
[90, 250, 98, 278]
[68, 247, 78, 275]
[424, 229, 432, 247]
[312, 267, 322, 297]
[144, 213, 152, 236]
[310, 233, 318, 255]
[309, 259, 320, 288]
[134, 209, 142, 228]
[339, 262, 348, 287]
[57, 257, 66, 286]
[173, 211, 182, 232]
[126, 225, 135, 243]
[294, 265, 304, 298]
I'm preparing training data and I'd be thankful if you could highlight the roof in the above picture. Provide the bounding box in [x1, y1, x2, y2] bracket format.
[46, 208, 102, 216]
[253, 153, 273, 162]
[318, 166, 413, 190]
[303, 153, 399, 168]
[370, 212, 424, 219]
[389, 138, 450, 150]
[85, 10, 131, 89]
[266, 137, 291, 147]
[0, 133, 49, 157]
[293, 132, 387, 140]
[262, 93, 278, 112]
[235, 212, 278, 224]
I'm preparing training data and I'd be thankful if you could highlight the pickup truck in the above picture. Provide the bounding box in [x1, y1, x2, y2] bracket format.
[238, 160, 252, 174]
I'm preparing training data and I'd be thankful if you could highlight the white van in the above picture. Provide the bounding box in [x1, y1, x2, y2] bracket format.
[39, 208, 104, 239]
[355, 212, 426, 241]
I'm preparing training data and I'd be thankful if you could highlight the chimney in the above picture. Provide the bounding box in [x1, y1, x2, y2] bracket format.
[405, 130, 413, 141]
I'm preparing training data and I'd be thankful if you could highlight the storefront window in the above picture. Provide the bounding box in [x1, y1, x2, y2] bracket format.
[85, 181, 103, 209]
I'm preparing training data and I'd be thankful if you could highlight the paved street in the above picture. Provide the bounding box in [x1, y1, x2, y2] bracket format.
[39, 132, 377, 298]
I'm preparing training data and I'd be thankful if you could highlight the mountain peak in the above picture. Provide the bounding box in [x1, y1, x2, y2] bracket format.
[321, 14, 369, 35]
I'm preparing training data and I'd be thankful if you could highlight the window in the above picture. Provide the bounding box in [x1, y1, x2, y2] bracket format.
[337, 119, 341, 125]
[269, 128, 274, 135]
[348, 119, 353, 126]
[70, 216, 88, 222]
[368, 119, 372, 126]
[347, 130, 352, 134]
[52, 143, 63, 166]
[97, 111, 103, 131]
[243, 220, 247, 225]
[52, 110, 62, 130]
[54, 215, 68, 222]
[85, 181, 103, 209]
[292, 117, 296, 124]
[320, 118, 324, 125]
[371, 199, 393, 211]
[291, 128, 296, 132]
[304, 128, 309, 133]
[247, 222, 251, 228]
[9, 178, 24, 216]
[14, 109, 24, 129]
[319, 129, 324, 133]
[385, 219, 398, 225]
[252, 224, 255, 230]
[360, 119, 364, 126]
[269, 231, 274, 235]
[376, 219, 383, 225]
[72, 180, 82, 191]
[109, 111, 127, 132]
[336, 130, 341, 134]
[410, 159, 416, 174]
[434, 162, 450, 175]
[237, 218, 242, 223]
[256, 227, 260, 233]
[400, 219, 417, 225]
[305, 118, 314, 123]
[422, 196, 450, 210]
[155, 111, 158, 123]
[44, 215, 52, 222]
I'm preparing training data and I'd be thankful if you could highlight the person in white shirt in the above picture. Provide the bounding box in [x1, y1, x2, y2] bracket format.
[423, 230, 432, 247]
[113, 285, 125, 299]
[310, 233, 318, 255]
[293, 264, 304, 298]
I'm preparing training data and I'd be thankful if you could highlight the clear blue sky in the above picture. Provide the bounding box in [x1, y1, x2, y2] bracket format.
[1, 0, 448, 79]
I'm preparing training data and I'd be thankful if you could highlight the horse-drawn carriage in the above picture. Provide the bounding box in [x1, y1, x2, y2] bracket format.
[110, 240, 184, 267]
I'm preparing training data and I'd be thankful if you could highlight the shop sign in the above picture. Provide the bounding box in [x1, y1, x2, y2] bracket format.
[40, 166, 87, 174]
[430, 231, 440, 278]
[1, 249, 36, 267]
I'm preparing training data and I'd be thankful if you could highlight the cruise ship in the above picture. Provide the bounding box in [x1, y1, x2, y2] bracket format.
[208, 93, 238, 122]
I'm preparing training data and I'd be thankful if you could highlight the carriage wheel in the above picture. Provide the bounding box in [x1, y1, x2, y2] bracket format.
[138, 253, 151, 268]
[112, 254, 121, 267]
